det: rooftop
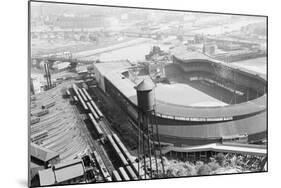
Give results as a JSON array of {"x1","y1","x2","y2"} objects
[
  {"x1": 38, "y1": 159, "x2": 85, "y2": 186},
  {"x1": 54, "y1": 159, "x2": 85, "y2": 183},
  {"x1": 30, "y1": 143, "x2": 59, "y2": 162},
  {"x1": 171, "y1": 49, "x2": 266, "y2": 80},
  {"x1": 39, "y1": 168, "x2": 56, "y2": 186}
]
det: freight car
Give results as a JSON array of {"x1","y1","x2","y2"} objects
[
  {"x1": 73, "y1": 96, "x2": 78, "y2": 103},
  {"x1": 73, "y1": 86, "x2": 88, "y2": 111},
  {"x1": 118, "y1": 167, "x2": 130, "y2": 181},
  {"x1": 89, "y1": 100, "x2": 104, "y2": 119},
  {"x1": 125, "y1": 166, "x2": 138, "y2": 180},
  {"x1": 42, "y1": 101, "x2": 56, "y2": 109},
  {"x1": 88, "y1": 113, "x2": 104, "y2": 137},
  {"x1": 112, "y1": 170, "x2": 122, "y2": 181},
  {"x1": 81, "y1": 87, "x2": 104, "y2": 120},
  {"x1": 82, "y1": 88, "x2": 92, "y2": 101},
  {"x1": 78, "y1": 88, "x2": 88, "y2": 102},
  {"x1": 30, "y1": 117, "x2": 40, "y2": 125},
  {"x1": 112, "y1": 134, "x2": 140, "y2": 177},
  {"x1": 107, "y1": 135, "x2": 129, "y2": 166},
  {"x1": 92, "y1": 151, "x2": 112, "y2": 182},
  {"x1": 87, "y1": 102, "x2": 99, "y2": 121},
  {"x1": 31, "y1": 95, "x2": 36, "y2": 101},
  {"x1": 31, "y1": 109, "x2": 49, "y2": 117},
  {"x1": 31, "y1": 130, "x2": 48, "y2": 143},
  {"x1": 64, "y1": 89, "x2": 71, "y2": 98},
  {"x1": 112, "y1": 134, "x2": 132, "y2": 162}
]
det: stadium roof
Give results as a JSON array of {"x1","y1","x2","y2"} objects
[
  {"x1": 172, "y1": 50, "x2": 266, "y2": 80},
  {"x1": 96, "y1": 61, "x2": 137, "y2": 98},
  {"x1": 95, "y1": 58, "x2": 266, "y2": 119},
  {"x1": 30, "y1": 143, "x2": 59, "y2": 162},
  {"x1": 171, "y1": 49, "x2": 213, "y2": 61}
]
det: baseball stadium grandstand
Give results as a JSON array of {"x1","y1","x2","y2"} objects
[{"x1": 93, "y1": 52, "x2": 267, "y2": 147}]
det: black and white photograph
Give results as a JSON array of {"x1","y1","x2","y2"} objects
[{"x1": 28, "y1": 1, "x2": 267, "y2": 187}]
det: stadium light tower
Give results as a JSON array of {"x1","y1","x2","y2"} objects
[{"x1": 135, "y1": 77, "x2": 165, "y2": 179}]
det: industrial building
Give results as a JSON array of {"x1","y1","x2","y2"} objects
[
  {"x1": 30, "y1": 143, "x2": 60, "y2": 167},
  {"x1": 38, "y1": 159, "x2": 85, "y2": 186}
]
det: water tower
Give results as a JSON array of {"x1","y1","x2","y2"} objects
[{"x1": 134, "y1": 77, "x2": 165, "y2": 179}]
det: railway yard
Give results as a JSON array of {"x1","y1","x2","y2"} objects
[{"x1": 30, "y1": 70, "x2": 157, "y2": 186}]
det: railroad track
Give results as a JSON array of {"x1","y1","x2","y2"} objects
[{"x1": 73, "y1": 104, "x2": 116, "y2": 174}]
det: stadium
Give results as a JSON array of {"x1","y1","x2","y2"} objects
[{"x1": 93, "y1": 52, "x2": 267, "y2": 147}]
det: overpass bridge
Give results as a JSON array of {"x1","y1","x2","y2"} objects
[
  {"x1": 31, "y1": 55, "x2": 94, "y2": 70},
  {"x1": 120, "y1": 31, "x2": 194, "y2": 39}
]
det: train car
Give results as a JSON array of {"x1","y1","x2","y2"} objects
[
  {"x1": 79, "y1": 95, "x2": 88, "y2": 111},
  {"x1": 31, "y1": 95, "x2": 36, "y2": 101},
  {"x1": 88, "y1": 113, "x2": 104, "y2": 137},
  {"x1": 31, "y1": 103, "x2": 37, "y2": 109},
  {"x1": 130, "y1": 162, "x2": 140, "y2": 178},
  {"x1": 31, "y1": 130, "x2": 48, "y2": 143},
  {"x1": 31, "y1": 109, "x2": 49, "y2": 117},
  {"x1": 73, "y1": 96, "x2": 78, "y2": 103},
  {"x1": 92, "y1": 151, "x2": 112, "y2": 182},
  {"x1": 86, "y1": 102, "x2": 99, "y2": 121},
  {"x1": 112, "y1": 170, "x2": 122, "y2": 182},
  {"x1": 125, "y1": 166, "x2": 138, "y2": 180},
  {"x1": 78, "y1": 88, "x2": 88, "y2": 102},
  {"x1": 42, "y1": 101, "x2": 56, "y2": 109},
  {"x1": 111, "y1": 134, "x2": 141, "y2": 176},
  {"x1": 90, "y1": 100, "x2": 104, "y2": 119},
  {"x1": 107, "y1": 135, "x2": 129, "y2": 166},
  {"x1": 64, "y1": 89, "x2": 71, "y2": 98},
  {"x1": 112, "y1": 134, "x2": 132, "y2": 162},
  {"x1": 118, "y1": 167, "x2": 130, "y2": 181},
  {"x1": 82, "y1": 88, "x2": 92, "y2": 101},
  {"x1": 75, "y1": 88, "x2": 88, "y2": 111},
  {"x1": 66, "y1": 89, "x2": 71, "y2": 96},
  {"x1": 72, "y1": 83, "x2": 78, "y2": 91},
  {"x1": 72, "y1": 84, "x2": 81, "y2": 98},
  {"x1": 30, "y1": 117, "x2": 40, "y2": 125}
]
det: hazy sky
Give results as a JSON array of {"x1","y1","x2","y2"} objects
[{"x1": 30, "y1": 1, "x2": 266, "y2": 23}]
